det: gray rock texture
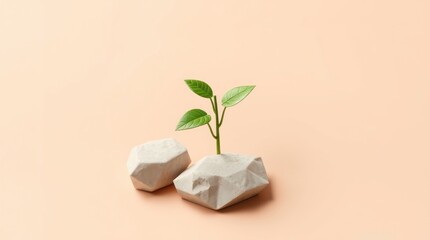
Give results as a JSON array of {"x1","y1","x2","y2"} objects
[
  {"x1": 127, "y1": 138, "x2": 191, "y2": 192},
  {"x1": 173, "y1": 153, "x2": 269, "y2": 210}
]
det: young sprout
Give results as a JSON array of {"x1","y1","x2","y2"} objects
[{"x1": 175, "y1": 80, "x2": 255, "y2": 154}]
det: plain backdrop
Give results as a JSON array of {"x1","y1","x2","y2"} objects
[{"x1": 1, "y1": 1, "x2": 429, "y2": 239}]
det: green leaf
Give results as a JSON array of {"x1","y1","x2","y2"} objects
[
  {"x1": 221, "y1": 85, "x2": 255, "y2": 107},
  {"x1": 176, "y1": 109, "x2": 211, "y2": 131},
  {"x1": 184, "y1": 79, "x2": 213, "y2": 98}
]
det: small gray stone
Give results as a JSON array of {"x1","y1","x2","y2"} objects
[
  {"x1": 173, "y1": 153, "x2": 269, "y2": 210},
  {"x1": 127, "y1": 138, "x2": 191, "y2": 192}
]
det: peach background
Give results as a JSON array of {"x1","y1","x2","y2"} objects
[{"x1": 1, "y1": 1, "x2": 430, "y2": 239}]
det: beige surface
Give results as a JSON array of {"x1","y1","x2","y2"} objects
[{"x1": 1, "y1": 1, "x2": 429, "y2": 239}]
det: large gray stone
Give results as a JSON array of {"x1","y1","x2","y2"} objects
[
  {"x1": 173, "y1": 153, "x2": 269, "y2": 210},
  {"x1": 127, "y1": 138, "x2": 191, "y2": 192}
]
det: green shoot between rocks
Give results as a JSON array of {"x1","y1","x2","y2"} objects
[{"x1": 175, "y1": 80, "x2": 255, "y2": 154}]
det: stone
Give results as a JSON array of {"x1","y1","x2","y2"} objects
[
  {"x1": 127, "y1": 138, "x2": 191, "y2": 192},
  {"x1": 173, "y1": 153, "x2": 269, "y2": 210}
]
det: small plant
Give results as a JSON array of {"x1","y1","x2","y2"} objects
[{"x1": 175, "y1": 80, "x2": 255, "y2": 154}]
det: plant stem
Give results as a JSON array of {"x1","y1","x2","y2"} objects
[
  {"x1": 219, "y1": 107, "x2": 226, "y2": 126},
  {"x1": 207, "y1": 123, "x2": 216, "y2": 139},
  {"x1": 213, "y1": 96, "x2": 221, "y2": 154},
  {"x1": 209, "y1": 98, "x2": 216, "y2": 113}
]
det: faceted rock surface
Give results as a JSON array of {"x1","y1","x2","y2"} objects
[
  {"x1": 173, "y1": 153, "x2": 269, "y2": 210},
  {"x1": 127, "y1": 138, "x2": 191, "y2": 192}
]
